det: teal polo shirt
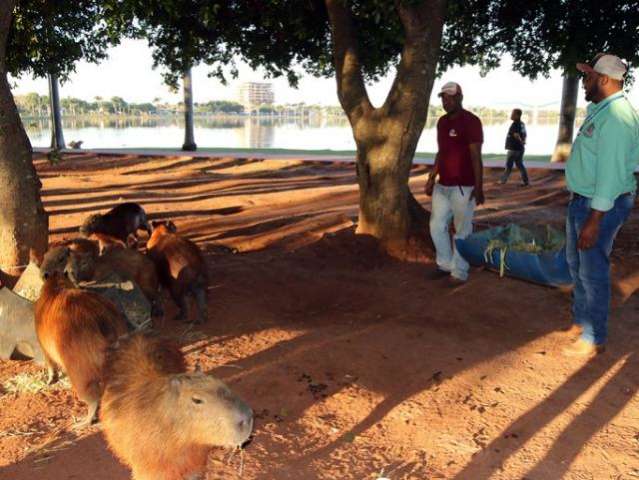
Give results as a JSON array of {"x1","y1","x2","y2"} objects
[{"x1": 566, "y1": 91, "x2": 639, "y2": 211}]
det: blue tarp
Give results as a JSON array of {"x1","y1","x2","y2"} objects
[{"x1": 455, "y1": 224, "x2": 573, "y2": 287}]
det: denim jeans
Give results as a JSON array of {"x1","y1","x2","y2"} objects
[
  {"x1": 566, "y1": 192, "x2": 635, "y2": 345},
  {"x1": 429, "y1": 184, "x2": 476, "y2": 281},
  {"x1": 500, "y1": 150, "x2": 529, "y2": 184}
]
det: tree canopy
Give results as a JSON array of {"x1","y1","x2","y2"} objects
[
  {"x1": 7, "y1": 1, "x2": 123, "y2": 80},
  {"x1": 443, "y1": 0, "x2": 639, "y2": 79},
  {"x1": 125, "y1": 0, "x2": 493, "y2": 89}
]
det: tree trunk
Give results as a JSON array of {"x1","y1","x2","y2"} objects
[
  {"x1": 48, "y1": 74, "x2": 65, "y2": 150},
  {"x1": 182, "y1": 68, "x2": 197, "y2": 151},
  {"x1": 0, "y1": 2, "x2": 49, "y2": 283},
  {"x1": 551, "y1": 72, "x2": 579, "y2": 162},
  {"x1": 326, "y1": 0, "x2": 445, "y2": 254}
]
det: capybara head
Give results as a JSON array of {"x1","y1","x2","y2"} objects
[
  {"x1": 39, "y1": 240, "x2": 98, "y2": 284},
  {"x1": 167, "y1": 373, "x2": 253, "y2": 448},
  {"x1": 80, "y1": 213, "x2": 103, "y2": 237},
  {"x1": 39, "y1": 246, "x2": 79, "y2": 283},
  {"x1": 151, "y1": 220, "x2": 177, "y2": 234}
]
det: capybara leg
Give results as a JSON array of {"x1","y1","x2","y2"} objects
[
  {"x1": 74, "y1": 380, "x2": 101, "y2": 428},
  {"x1": 126, "y1": 234, "x2": 138, "y2": 249},
  {"x1": 150, "y1": 295, "x2": 164, "y2": 318},
  {"x1": 194, "y1": 287, "x2": 208, "y2": 324},
  {"x1": 175, "y1": 294, "x2": 190, "y2": 323},
  {"x1": 73, "y1": 399, "x2": 99, "y2": 430},
  {"x1": 44, "y1": 354, "x2": 59, "y2": 385}
]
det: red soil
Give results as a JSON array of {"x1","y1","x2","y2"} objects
[{"x1": 1, "y1": 153, "x2": 638, "y2": 479}]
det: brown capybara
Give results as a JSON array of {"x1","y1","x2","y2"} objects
[
  {"x1": 147, "y1": 220, "x2": 208, "y2": 323},
  {"x1": 80, "y1": 202, "x2": 151, "y2": 244},
  {"x1": 100, "y1": 332, "x2": 253, "y2": 480},
  {"x1": 40, "y1": 239, "x2": 163, "y2": 317},
  {"x1": 35, "y1": 271, "x2": 128, "y2": 426}
]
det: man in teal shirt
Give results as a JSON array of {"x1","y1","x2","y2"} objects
[{"x1": 563, "y1": 53, "x2": 639, "y2": 357}]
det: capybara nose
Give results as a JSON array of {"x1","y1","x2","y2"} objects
[{"x1": 238, "y1": 409, "x2": 254, "y2": 436}]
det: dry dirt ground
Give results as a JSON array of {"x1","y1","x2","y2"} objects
[{"x1": 1, "y1": 153, "x2": 639, "y2": 480}]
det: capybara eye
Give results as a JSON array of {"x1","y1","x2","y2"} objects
[
  {"x1": 43, "y1": 271, "x2": 50, "y2": 279},
  {"x1": 191, "y1": 396, "x2": 204, "y2": 405},
  {"x1": 63, "y1": 271, "x2": 69, "y2": 277}
]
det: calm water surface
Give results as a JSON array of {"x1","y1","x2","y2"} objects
[{"x1": 23, "y1": 116, "x2": 576, "y2": 156}]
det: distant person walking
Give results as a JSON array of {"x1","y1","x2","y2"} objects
[
  {"x1": 498, "y1": 109, "x2": 529, "y2": 186},
  {"x1": 425, "y1": 82, "x2": 484, "y2": 286},
  {"x1": 563, "y1": 53, "x2": 639, "y2": 358}
]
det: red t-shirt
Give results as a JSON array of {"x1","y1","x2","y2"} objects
[{"x1": 437, "y1": 109, "x2": 483, "y2": 186}]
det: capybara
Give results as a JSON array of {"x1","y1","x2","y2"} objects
[
  {"x1": 35, "y1": 271, "x2": 128, "y2": 426},
  {"x1": 100, "y1": 332, "x2": 253, "y2": 480},
  {"x1": 40, "y1": 239, "x2": 162, "y2": 317},
  {"x1": 80, "y1": 202, "x2": 151, "y2": 244},
  {"x1": 148, "y1": 220, "x2": 208, "y2": 323}
]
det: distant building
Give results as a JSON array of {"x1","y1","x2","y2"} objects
[{"x1": 238, "y1": 82, "x2": 274, "y2": 112}]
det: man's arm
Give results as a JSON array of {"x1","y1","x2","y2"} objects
[
  {"x1": 469, "y1": 143, "x2": 485, "y2": 205},
  {"x1": 425, "y1": 153, "x2": 440, "y2": 196}
]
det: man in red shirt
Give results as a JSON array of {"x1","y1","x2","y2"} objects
[{"x1": 425, "y1": 82, "x2": 485, "y2": 285}]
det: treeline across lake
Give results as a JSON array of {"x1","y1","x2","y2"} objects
[{"x1": 15, "y1": 92, "x2": 578, "y2": 125}]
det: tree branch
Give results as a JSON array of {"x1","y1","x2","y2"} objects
[
  {"x1": 384, "y1": 0, "x2": 447, "y2": 115},
  {"x1": 325, "y1": 0, "x2": 372, "y2": 121}
]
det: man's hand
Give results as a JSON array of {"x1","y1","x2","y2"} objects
[
  {"x1": 425, "y1": 177, "x2": 435, "y2": 196},
  {"x1": 578, "y1": 213, "x2": 603, "y2": 250},
  {"x1": 470, "y1": 186, "x2": 485, "y2": 205}
]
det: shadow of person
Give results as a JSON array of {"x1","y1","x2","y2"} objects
[
  {"x1": 453, "y1": 293, "x2": 639, "y2": 480},
  {"x1": 522, "y1": 351, "x2": 637, "y2": 479}
]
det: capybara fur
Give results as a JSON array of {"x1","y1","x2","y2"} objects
[
  {"x1": 35, "y1": 272, "x2": 128, "y2": 426},
  {"x1": 100, "y1": 332, "x2": 253, "y2": 480},
  {"x1": 80, "y1": 202, "x2": 151, "y2": 244},
  {"x1": 148, "y1": 221, "x2": 208, "y2": 323},
  {"x1": 93, "y1": 248, "x2": 163, "y2": 317},
  {"x1": 40, "y1": 239, "x2": 163, "y2": 316},
  {"x1": 88, "y1": 232, "x2": 127, "y2": 254}
]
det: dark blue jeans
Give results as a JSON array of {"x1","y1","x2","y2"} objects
[
  {"x1": 566, "y1": 192, "x2": 635, "y2": 345},
  {"x1": 500, "y1": 150, "x2": 529, "y2": 184}
]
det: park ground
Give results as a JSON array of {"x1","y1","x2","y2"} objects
[{"x1": 0, "y1": 153, "x2": 639, "y2": 479}]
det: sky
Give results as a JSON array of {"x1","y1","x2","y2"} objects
[{"x1": 10, "y1": 39, "x2": 639, "y2": 110}]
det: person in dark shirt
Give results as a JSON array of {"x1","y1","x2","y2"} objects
[
  {"x1": 425, "y1": 81, "x2": 484, "y2": 285},
  {"x1": 499, "y1": 109, "x2": 529, "y2": 186}
]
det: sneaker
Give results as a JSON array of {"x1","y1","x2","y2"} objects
[
  {"x1": 519, "y1": 182, "x2": 530, "y2": 187},
  {"x1": 446, "y1": 276, "x2": 467, "y2": 287},
  {"x1": 426, "y1": 268, "x2": 450, "y2": 280},
  {"x1": 562, "y1": 339, "x2": 605, "y2": 358}
]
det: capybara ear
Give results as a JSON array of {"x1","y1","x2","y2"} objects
[
  {"x1": 168, "y1": 221, "x2": 177, "y2": 233},
  {"x1": 151, "y1": 220, "x2": 160, "y2": 230},
  {"x1": 29, "y1": 248, "x2": 44, "y2": 267}
]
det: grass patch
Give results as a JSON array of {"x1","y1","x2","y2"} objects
[{"x1": 1, "y1": 371, "x2": 71, "y2": 395}]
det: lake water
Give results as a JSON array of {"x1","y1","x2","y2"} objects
[{"x1": 23, "y1": 116, "x2": 575, "y2": 156}]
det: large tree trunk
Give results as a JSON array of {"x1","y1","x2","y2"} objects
[
  {"x1": 326, "y1": 0, "x2": 445, "y2": 254},
  {"x1": 0, "y1": 1, "x2": 48, "y2": 283},
  {"x1": 551, "y1": 72, "x2": 579, "y2": 162},
  {"x1": 182, "y1": 68, "x2": 197, "y2": 151},
  {"x1": 48, "y1": 73, "x2": 65, "y2": 150}
]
